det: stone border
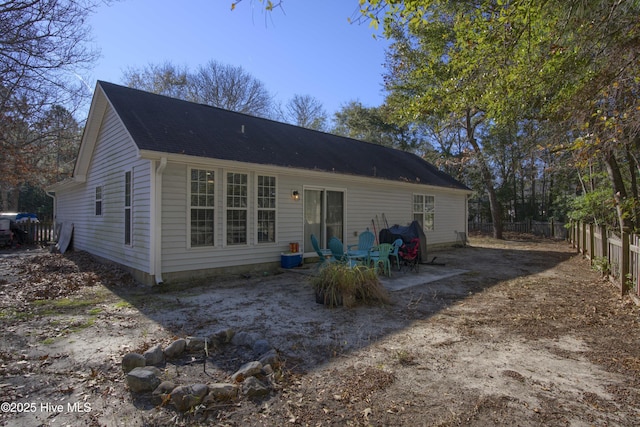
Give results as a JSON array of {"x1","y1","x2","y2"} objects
[{"x1": 122, "y1": 328, "x2": 280, "y2": 412}]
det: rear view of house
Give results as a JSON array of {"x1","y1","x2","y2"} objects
[{"x1": 48, "y1": 81, "x2": 471, "y2": 285}]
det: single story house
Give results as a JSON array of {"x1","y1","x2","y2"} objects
[{"x1": 48, "y1": 81, "x2": 471, "y2": 285}]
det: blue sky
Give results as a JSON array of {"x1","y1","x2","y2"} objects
[{"x1": 87, "y1": 0, "x2": 390, "y2": 118}]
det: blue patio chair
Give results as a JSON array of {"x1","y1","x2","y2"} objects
[
  {"x1": 310, "y1": 234, "x2": 333, "y2": 266},
  {"x1": 329, "y1": 237, "x2": 362, "y2": 268},
  {"x1": 347, "y1": 230, "x2": 375, "y2": 253},
  {"x1": 390, "y1": 238, "x2": 404, "y2": 271},
  {"x1": 368, "y1": 243, "x2": 393, "y2": 277},
  {"x1": 328, "y1": 237, "x2": 349, "y2": 263}
]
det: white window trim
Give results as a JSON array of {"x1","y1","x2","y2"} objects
[
  {"x1": 413, "y1": 193, "x2": 435, "y2": 232},
  {"x1": 303, "y1": 185, "x2": 348, "y2": 247},
  {"x1": 187, "y1": 167, "x2": 216, "y2": 249},
  {"x1": 95, "y1": 185, "x2": 103, "y2": 217},
  {"x1": 124, "y1": 170, "x2": 133, "y2": 246},
  {"x1": 256, "y1": 174, "x2": 277, "y2": 245},
  {"x1": 224, "y1": 171, "x2": 249, "y2": 247}
]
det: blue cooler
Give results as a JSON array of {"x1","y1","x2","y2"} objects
[{"x1": 281, "y1": 253, "x2": 302, "y2": 268}]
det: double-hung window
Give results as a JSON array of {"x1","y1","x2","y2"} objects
[
  {"x1": 257, "y1": 175, "x2": 276, "y2": 243},
  {"x1": 124, "y1": 171, "x2": 132, "y2": 245},
  {"x1": 413, "y1": 194, "x2": 435, "y2": 232},
  {"x1": 190, "y1": 169, "x2": 215, "y2": 247},
  {"x1": 226, "y1": 172, "x2": 248, "y2": 245},
  {"x1": 95, "y1": 186, "x2": 102, "y2": 216}
]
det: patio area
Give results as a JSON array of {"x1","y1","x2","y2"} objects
[
  {"x1": 378, "y1": 265, "x2": 468, "y2": 291},
  {"x1": 288, "y1": 261, "x2": 468, "y2": 293}
]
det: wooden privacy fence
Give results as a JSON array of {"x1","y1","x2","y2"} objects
[
  {"x1": 469, "y1": 220, "x2": 567, "y2": 239},
  {"x1": 567, "y1": 221, "x2": 640, "y2": 297},
  {"x1": 13, "y1": 220, "x2": 56, "y2": 246}
]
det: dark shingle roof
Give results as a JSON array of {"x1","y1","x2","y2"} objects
[{"x1": 99, "y1": 81, "x2": 469, "y2": 190}]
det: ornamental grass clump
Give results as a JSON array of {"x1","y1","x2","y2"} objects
[{"x1": 311, "y1": 263, "x2": 391, "y2": 308}]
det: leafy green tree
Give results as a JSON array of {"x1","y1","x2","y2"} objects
[
  {"x1": 383, "y1": 16, "x2": 506, "y2": 237},
  {"x1": 332, "y1": 101, "x2": 428, "y2": 153},
  {"x1": 360, "y1": 0, "x2": 640, "y2": 233}
]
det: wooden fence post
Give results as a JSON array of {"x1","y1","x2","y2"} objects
[
  {"x1": 622, "y1": 231, "x2": 630, "y2": 296},
  {"x1": 568, "y1": 220, "x2": 573, "y2": 245},
  {"x1": 588, "y1": 223, "x2": 596, "y2": 265},
  {"x1": 601, "y1": 225, "x2": 608, "y2": 261},
  {"x1": 578, "y1": 221, "x2": 583, "y2": 254}
]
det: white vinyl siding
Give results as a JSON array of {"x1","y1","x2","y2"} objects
[{"x1": 53, "y1": 106, "x2": 152, "y2": 274}]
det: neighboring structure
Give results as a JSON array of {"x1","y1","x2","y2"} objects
[{"x1": 48, "y1": 81, "x2": 471, "y2": 285}]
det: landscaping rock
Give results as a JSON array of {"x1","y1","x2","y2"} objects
[
  {"x1": 258, "y1": 349, "x2": 280, "y2": 368},
  {"x1": 205, "y1": 383, "x2": 239, "y2": 402},
  {"x1": 171, "y1": 384, "x2": 209, "y2": 412},
  {"x1": 231, "y1": 331, "x2": 259, "y2": 347},
  {"x1": 151, "y1": 381, "x2": 176, "y2": 404},
  {"x1": 143, "y1": 344, "x2": 165, "y2": 366},
  {"x1": 122, "y1": 331, "x2": 276, "y2": 411},
  {"x1": 209, "y1": 328, "x2": 235, "y2": 347},
  {"x1": 164, "y1": 339, "x2": 186, "y2": 359},
  {"x1": 126, "y1": 367, "x2": 161, "y2": 393},
  {"x1": 252, "y1": 339, "x2": 272, "y2": 356},
  {"x1": 241, "y1": 376, "x2": 269, "y2": 397},
  {"x1": 231, "y1": 360, "x2": 263, "y2": 382},
  {"x1": 186, "y1": 336, "x2": 207, "y2": 352},
  {"x1": 121, "y1": 352, "x2": 146, "y2": 373}
]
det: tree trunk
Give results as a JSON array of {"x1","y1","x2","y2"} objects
[
  {"x1": 625, "y1": 144, "x2": 639, "y2": 228},
  {"x1": 603, "y1": 150, "x2": 633, "y2": 232},
  {"x1": 530, "y1": 154, "x2": 536, "y2": 219},
  {"x1": 465, "y1": 111, "x2": 503, "y2": 239}
]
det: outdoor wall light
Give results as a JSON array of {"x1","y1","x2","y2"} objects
[{"x1": 292, "y1": 190, "x2": 300, "y2": 201}]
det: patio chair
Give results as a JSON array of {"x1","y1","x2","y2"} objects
[
  {"x1": 389, "y1": 238, "x2": 404, "y2": 271},
  {"x1": 368, "y1": 243, "x2": 393, "y2": 277},
  {"x1": 328, "y1": 237, "x2": 349, "y2": 262},
  {"x1": 347, "y1": 230, "x2": 375, "y2": 253},
  {"x1": 310, "y1": 234, "x2": 333, "y2": 267},
  {"x1": 399, "y1": 238, "x2": 421, "y2": 272}
]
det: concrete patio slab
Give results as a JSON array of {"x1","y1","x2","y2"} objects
[
  {"x1": 379, "y1": 265, "x2": 468, "y2": 291},
  {"x1": 285, "y1": 261, "x2": 467, "y2": 292}
]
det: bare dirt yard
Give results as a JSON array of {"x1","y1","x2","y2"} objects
[{"x1": 1, "y1": 234, "x2": 639, "y2": 426}]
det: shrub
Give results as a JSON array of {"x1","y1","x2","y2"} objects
[
  {"x1": 591, "y1": 256, "x2": 610, "y2": 275},
  {"x1": 310, "y1": 263, "x2": 391, "y2": 308}
]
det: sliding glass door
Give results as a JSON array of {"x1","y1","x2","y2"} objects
[{"x1": 304, "y1": 188, "x2": 344, "y2": 251}]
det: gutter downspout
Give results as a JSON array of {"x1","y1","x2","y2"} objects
[{"x1": 152, "y1": 157, "x2": 167, "y2": 284}]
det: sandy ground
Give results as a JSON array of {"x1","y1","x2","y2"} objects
[{"x1": 0, "y1": 234, "x2": 639, "y2": 426}]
